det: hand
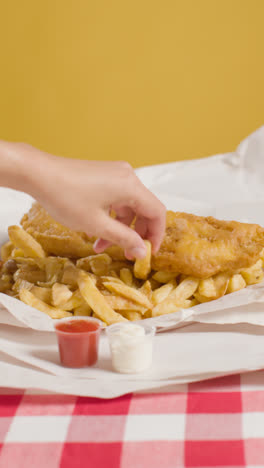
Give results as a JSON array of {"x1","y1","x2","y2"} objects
[{"x1": 0, "y1": 142, "x2": 166, "y2": 259}]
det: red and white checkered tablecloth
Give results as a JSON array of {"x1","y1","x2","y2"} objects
[{"x1": 1, "y1": 371, "x2": 264, "y2": 468}]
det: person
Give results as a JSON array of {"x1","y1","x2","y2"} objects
[{"x1": 0, "y1": 140, "x2": 166, "y2": 259}]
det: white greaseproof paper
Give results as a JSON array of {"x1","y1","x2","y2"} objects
[{"x1": 0, "y1": 126, "x2": 264, "y2": 397}]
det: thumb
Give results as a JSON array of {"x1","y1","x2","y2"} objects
[{"x1": 95, "y1": 215, "x2": 147, "y2": 259}]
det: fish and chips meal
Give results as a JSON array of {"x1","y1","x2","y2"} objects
[{"x1": 1, "y1": 203, "x2": 264, "y2": 326}]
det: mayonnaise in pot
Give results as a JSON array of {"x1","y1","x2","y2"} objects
[{"x1": 106, "y1": 323, "x2": 156, "y2": 374}]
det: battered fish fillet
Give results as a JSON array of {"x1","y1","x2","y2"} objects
[
  {"x1": 21, "y1": 203, "x2": 94, "y2": 258},
  {"x1": 152, "y1": 211, "x2": 264, "y2": 278},
  {"x1": 21, "y1": 203, "x2": 125, "y2": 260},
  {"x1": 21, "y1": 204, "x2": 264, "y2": 279}
]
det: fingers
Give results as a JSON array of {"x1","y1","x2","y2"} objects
[
  {"x1": 94, "y1": 214, "x2": 147, "y2": 259},
  {"x1": 92, "y1": 169, "x2": 166, "y2": 258},
  {"x1": 94, "y1": 206, "x2": 135, "y2": 254},
  {"x1": 93, "y1": 238, "x2": 112, "y2": 253},
  {"x1": 134, "y1": 216, "x2": 148, "y2": 239},
  {"x1": 94, "y1": 238, "x2": 136, "y2": 260},
  {"x1": 94, "y1": 188, "x2": 166, "y2": 256},
  {"x1": 114, "y1": 206, "x2": 135, "y2": 227},
  {"x1": 145, "y1": 213, "x2": 166, "y2": 254},
  {"x1": 126, "y1": 182, "x2": 166, "y2": 253}
]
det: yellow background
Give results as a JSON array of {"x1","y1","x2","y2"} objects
[{"x1": 0, "y1": 1, "x2": 263, "y2": 167}]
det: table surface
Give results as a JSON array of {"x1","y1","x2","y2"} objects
[{"x1": 1, "y1": 371, "x2": 264, "y2": 468}]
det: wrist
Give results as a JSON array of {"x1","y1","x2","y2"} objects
[
  {"x1": 0, "y1": 142, "x2": 32, "y2": 193},
  {"x1": 0, "y1": 142, "x2": 53, "y2": 197}
]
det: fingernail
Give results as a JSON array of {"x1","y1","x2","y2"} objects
[
  {"x1": 124, "y1": 251, "x2": 134, "y2": 260},
  {"x1": 130, "y1": 246, "x2": 146, "y2": 259},
  {"x1": 93, "y1": 240, "x2": 104, "y2": 253}
]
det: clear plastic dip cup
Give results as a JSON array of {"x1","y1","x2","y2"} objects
[
  {"x1": 106, "y1": 322, "x2": 156, "y2": 374},
  {"x1": 54, "y1": 316, "x2": 101, "y2": 368}
]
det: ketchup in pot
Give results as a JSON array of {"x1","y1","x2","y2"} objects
[{"x1": 55, "y1": 317, "x2": 101, "y2": 368}]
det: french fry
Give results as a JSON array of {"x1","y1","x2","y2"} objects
[
  {"x1": 59, "y1": 290, "x2": 84, "y2": 311},
  {"x1": 227, "y1": 274, "x2": 246, "y2": 294},
  {"x1": 103, "y1": 281, "x2": 152, "y2": 309},
  {"x1": 90, "y1": 254, "x2": 112, "y2": 276},
  {"x1": 13, "y1": 256, "x2": 45, "y2": 269},
  {"x1": 12, "y1": 278, "x2": 33, "y2": 294},
  {"x1": 45, "y1": 257, "x2": 66, "y2": 283},
  {"x1": 61, "y1": 265, "x2": 79, "y2": 288},
  {"x1": 8, "y1": 226, "x2": 46, "y2": 258},
  {"x1": 188, "y1": 298, "x2": 199, "y2": 307},
  {"x1": 105, "y1": 245, "x2": 126, "y2": 260},
  {"x1": 19, "y1": 289, "x2": 71, "y2": 319},
  {"x1": 73, "y1": 303, "x2": 92, "y2": 316},
  {"x1": 213, "y1": 273, "x2": 230, "y2": 297},
  {"x1": 121, "y1": 310, "x2": 142, "y2": 321},
  {"x1": 240, "y1": 260, "x2": 264, "y2": 285},
  {"x1": 104, "y1": 295, "x2": 147, "y2": 313},
  {"x1": 152, "y1": 277, "x2": 199, "y2": 316},
  {"x1": 152, "y1": 271, "x2": 178, "y2": 283},
  {"x1": 78, "y1": 271, "x2": 127, "y2": 325},
  {"x1": 152, "y1": 280, "x2": 177, "y2": 305},
  {"x1": 1, "y1": 273, "x2": 13, "y2": 283},
  {"x1": 0, "y1": 277, "x2": 13, "y2": 293},
  {"x1": 152, "y1": 301, "x2": 179, "y2": 317},
  {"x1": 77, "y1": 254, "x2": 112, "y2": 276},
  {"x1": 197, "y1": 273, "x2": 229, "y2": 300},
  {"x1": 198, "y1": 278, "x2": 216, "y2": 298},
  {"x1": 13, "y1": 267, "x2": 46, "y2": 284},
  {"x1": 134, "y1": 240, "x2": 152, "y2": 280},
  {"x1": 1, "y1": 241, "x2": 14, "y2": 262},
  {"x1": 31, "y1": 285, "x2": 52, "y2": 304},
  {"x1": 110, "y1": 261, "x2": 132, "y2": 272},
  {"x1": 101, "y1": 276, "x2": 124, "y2": 285},
  {"x1": 37, "y1": 280, "x2": 59, "y2": 288},
  {"x1": 11, "y1": 248, "x2": 25, "y2": 258},
  {"x1": 139, "y1": 280, "x2": 152, "y2": 300},
  {"x1": 169, "y1": 277, "x2": 199, "y2": 301},
  {"x1": 194, "y1": 291, "x2": 211, "y2": 303},
  {"x1": 51, "y1": 283, "x2": 73, "y2": 307},
  {"x1": 76, "y1": 257, "x2": 92, "y2": 271},
  {"x1": 120, "y1": 268, "x2": 133, "y2": 286},
  {"x1": 152, "y1": 298, "x2": 192, "y2": 317}
]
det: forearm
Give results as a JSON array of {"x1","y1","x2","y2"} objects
[
  {"x1": 0, "y1": 140, "x2": 166, "y2": 256},
  {"x1": 0, "y1": 141, "x2": 43, "y2": 195}
]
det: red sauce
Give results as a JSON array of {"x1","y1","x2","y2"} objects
[
  {"x1": 55, "y1": 319, "x2": 101, "y2": 368},
  {"x1": 56, "y1": 320, "x2": 99, "y2": 334}
]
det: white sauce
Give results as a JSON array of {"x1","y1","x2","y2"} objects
[{"x1": 108, "y1": 323, "x2": 154, "y2": 374}]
